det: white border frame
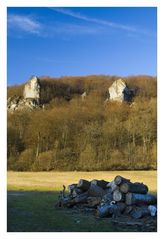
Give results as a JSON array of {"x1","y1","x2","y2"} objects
[{"x1": 0, "y1": 1, "x2": 163, "y2": 238}]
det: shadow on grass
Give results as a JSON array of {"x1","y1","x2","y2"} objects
[{"x1": 7, "y1": 191, "x2": 156, "y2": 232}]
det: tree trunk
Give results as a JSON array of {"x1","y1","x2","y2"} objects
[
  {"x1": 114, "y1": 175, "x2": 130, "y2": 185},
  {"x1": 87, "y1": 196, "x2": 101, "y2": 207},
  {"x1": 77, "y1": 179, "x2": 91, "y2": 191},
  {"x1": 120, "y1": 182, "x2": 148, "y2": 194},
  {"x1": 73, "y1": 191, "x2": 88, "y2": 204},
  {"x1": 107, "y1": 181, "x2": 119, "y2": 192},
  {"x1": 123, "y1": 205, "x2": 133, "y2": 215},
  {"x1": 68, "y1": 184, "x2": 84, "y2": 196},
  {"x1": 102, "y1": 192, "x2": 113, "y2": 203},
  {"x1": 72, "y1": 188, "x2": 84, "y2": 197},
  {"x1": 112, "y1": 202, "x2": 126, "y2": 217},
  {"x1": 97, "y1": 204, "x2": 112, "y2": 218},
  {"x1": 91, "y1": 179, "x2": 109, "y2": 189},
  {"x1": 113, "y1": 189, "x2": 125, "y2": 202},
  {"x1": 88, "y1": 183, "x2": 106, "y2": 197},
  {"x1": 126, "y1": 192, "x2": 157, "y2": 205},
  {"x1": 97, "y1": 202, "x2": 126, "y2": 218},
  {"x1": 104, "y1": 187, "x2": 112, "y2": 194},
  {"x1": 68, "y1": 184, "x2": 77, "y2": 194},
  {"x1": 36, "y1": 132, "x2": 40, "y2": 158}
]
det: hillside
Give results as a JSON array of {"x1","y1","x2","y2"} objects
[{"x1": 7, "y1": 75, "x2": 157, "y2": 171}]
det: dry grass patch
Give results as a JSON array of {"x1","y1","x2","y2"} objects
[{"x1": 7, "y1": 171, "x2": 157, "y2": 193}]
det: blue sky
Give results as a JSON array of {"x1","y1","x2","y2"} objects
[{"x1": 7, "y1": 7, "x2": 157, "y2": 85}]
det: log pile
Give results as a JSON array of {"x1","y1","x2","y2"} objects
[{"x1": 57, "y1": 175, "x2": 157, "y2": 221}]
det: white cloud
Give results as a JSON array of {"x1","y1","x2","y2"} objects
[
  {"x1": 52, "y1": 8, "x2": 137, "y2": 33},
  {"x1": 51, "y1": 8, "x2": 156, "y2": 37},
  {"x1": 8, "y1": 14, "x2": 42, "y2": 35},
  {"x1": 48, "y1": 22, "x2": 103, "y2": 36},
  {"x1": 7, "y1": 13, "x2": 102, "y2": 38},
  {"x1": 7, "y1": 10, "x2": 156, "y2": 39}
]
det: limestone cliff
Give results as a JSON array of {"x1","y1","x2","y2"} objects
[
  {"x1": 7, "y1": 76, "x2": 41, "y2": 112},
  {"x1": 108, "y1": 79, "x2": 133, "y2": 102}
]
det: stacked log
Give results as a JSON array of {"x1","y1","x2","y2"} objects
[
  {"x1": 107, "y1": 181, "x2": 118, "y2": 192},
  {"x1": 113, "y1": 189, "x2": 125, "y2": 202},
  {"x1": 130, "y1": 206, "x2": 150, "y2": 219},
  {"x1": 88, "y1": 183, "x2": 106, "y2": 197},
  {"x1": 77, "y1": 179, "x2": 91, "y2": 191},
  {"x1": 114, "y1": 175, "x2": 130, "y2": 185},
  {"x1": 125, "y1": 192, "x2": 157, "y2": 205},
  {"x1": 120, "y1": 182, "x2": 148, "y2": 194},
  {"x1": 91, "y1": 179, "x2": 109, "y2": 189},
  {"x1": 57, "y1": 175, "x2": 157, "y2": 221}
]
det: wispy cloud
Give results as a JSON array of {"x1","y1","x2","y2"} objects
[
  {"x1": 7, "y1": 13, "x2": 102, "y2": 38},
  {"x1": 52, "y1": 8, "x2": 137, "y2": 33},
  {"x1": 8, "y1": 14, "x2": 42, "y2": 35},
  {"x1": 7, "y1": 9, "x2": 156, "y2": 39},
  {"x1": 51, "y1": 8, "x2": 156, "y2": 37},
  {"x1": 48, "y1": 22, "x2": 103, "y2": 36}
]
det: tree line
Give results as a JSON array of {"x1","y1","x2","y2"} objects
[{"x1": 7, "y1": 75, "x2": 157, "y2": 171}]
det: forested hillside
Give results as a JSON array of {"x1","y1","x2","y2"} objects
[{"x1": 7, "y1": 75, "x2": 157, "y2": 171}]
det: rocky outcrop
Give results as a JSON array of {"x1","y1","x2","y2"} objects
[
  {"x1": 7, "y1": 77, "x2": 136, "y2": 112},
  {"x1": 108, "y1": 79, "x2": 133, "y2": 103},
  {"x1": 7, "y1": 76, "x2": 41, "y2": 112},
  {"x1": 81, "y1": 92, "x2": 87, "y2": 101},
  {"x1": 23, "y1": 76, "x2": 40, "y2": 103}
]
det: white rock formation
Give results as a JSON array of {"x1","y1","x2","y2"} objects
[
  {"x1": 81, "y1": 92, "x2": 87, "y2": 101},
  {"x1": 108, "y1": 79, "x2": 130, "y2": 102},
  {"x1": 23, "y1": 76, "x2": 40, "y2": 103},
  {"x1": 7, "y1": 76, "x2": 41, "y2": 112}
]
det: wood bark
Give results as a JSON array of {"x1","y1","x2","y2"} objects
[
  {"x1": 123, "y1": 205, "x2": 133, "y2": 215},
  {"x1": 126, "y1": 192, "x2": 157, "y2": 205},
  {"x1": 120, "y1": 182, "x2": 148, "y2": 194},
  {"x1": 91, "y1": 179, "x2": 109, "y2": 189},
  {"x1": 104, "y1": 187, "x2": 112, "y2": 194},
  {"x1": 77, "y1": 179, "x2": 91, "y2": 191},
  {"x1": 97, "y1": 204, "x2": 112, "y2": 218},
  {"x1": 88, "y1": 183, "x2": 106, "y2": 197},
  {"x1": 112, "y1": 202, "x2": 126, "y2": 217},
  {"x1": 68, "y1": 184, "x2": 77, "y2": 194},
  {"x1": 72, "y1": 188, "x2": 84, "y2": 197},
  {"x1": 58, "y1": 185, "x2": 76, "y2": 208},
  {"x1": 36, "y1": 132, "x2": 41, "y2": 158},
  {"x1": 102, "y1": 192, "x2": 113, "y2": 203},
  {"x1": 87, "y1": 196, "x2": 101, "y2": 207},
  {"x1": 73, "y1": 191, "x2": 88, "y2": 204},
  {"x1": 97, "y1": 202, "x2": 126, "y2": 218},
  {"x1": 107, "y1": 181, "x2": 119, "y2": 192},
  {"x1": 114, "y1": 175, "x2": 130, "y2": 185}
]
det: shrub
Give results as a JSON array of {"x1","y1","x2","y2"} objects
[
  {"x1": 32, "y1": 150, "x2": 55, "y2": 171},
  {"x1": 16, "y1": 149, "x2": 35, "y2": 171}
]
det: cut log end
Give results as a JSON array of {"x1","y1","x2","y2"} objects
[
  {"x1": 77, "y1": 179, "x2": 91, "y2": 191},
  {"x1": 114, "y1": 175, "x2": 130, "y2": 185},
  {"x1": 113, "y1": 189, "x2": 125, "y2": 202},
  {"x1": 91, "y1": 179, "x2": 109, "y2": 189},
  {"x1": 120, "y1": 182, "x2": 148, "y2": 194}
]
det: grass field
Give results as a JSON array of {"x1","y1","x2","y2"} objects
[
  {"x1": 7, "y1": 170, "x2": 157, "y2": 193},
  {"x1": 7, "y1": 171, "x2": 157, "y2": 232}
]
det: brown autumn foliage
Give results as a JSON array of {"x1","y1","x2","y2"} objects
[{"x1": 7, "y1": 75, "x2": 157, "y2": 171}]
